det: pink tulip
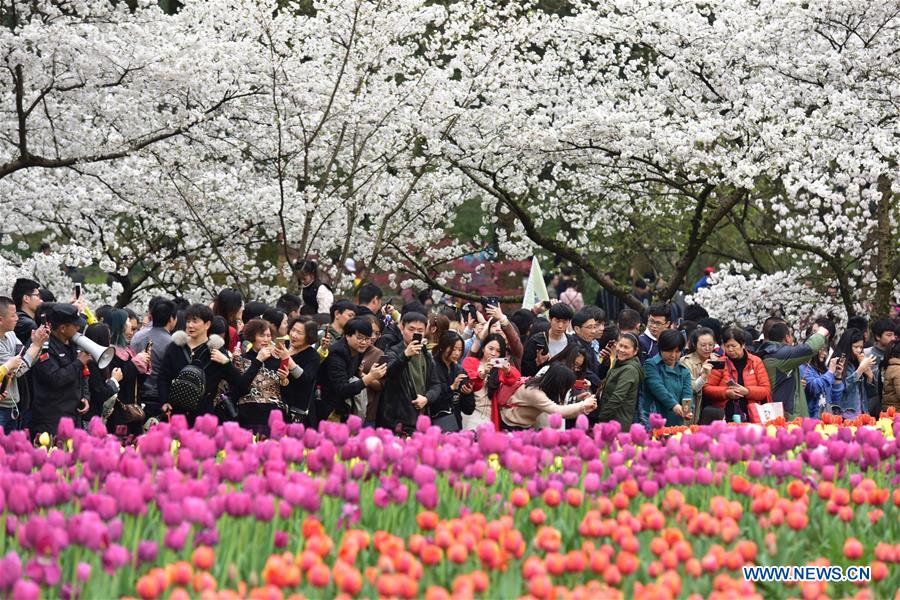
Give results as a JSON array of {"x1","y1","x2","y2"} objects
[
  {"x1": 0, "y1": 551, "x2": 22, "y2": 589},
  {"x1": 164, "y1": 522, "x2": 190, "y2": 551},
  {"x1": 12, "y1": 579, "x2": 39, "y2": 600}
]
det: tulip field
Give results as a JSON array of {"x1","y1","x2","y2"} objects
[{"x1": 2, "y1": 411, "x2": 900, "y2": 599}]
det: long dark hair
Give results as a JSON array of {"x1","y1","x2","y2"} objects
[
  {"x1": 213, "y1": 288, "x2": 244, "y2": 324},
  {"x1": 433, "y1": 331, "x2": 464, "y2": 365},
  {"x1": 473, "y1": 334, "x2": 507, "y2": 359},
  {"x1": 526, "y1": 363, "x2": 576, "y2": 405},
  {"x1": 835, "y1": 328, "x2": 865, "y2": 368},
  {"x1": 549, "y1": 342, "x2": 587, "y2": 376}
]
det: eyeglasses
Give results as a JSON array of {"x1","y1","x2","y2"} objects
[{"x1": 647, "y1": 319, "x2": 668, "y2": 327}]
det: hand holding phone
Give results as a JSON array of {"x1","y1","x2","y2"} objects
[{"x1": 710, "y1": 360, "x2": 726, "y2": 370}]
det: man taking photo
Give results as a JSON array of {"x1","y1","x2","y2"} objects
[
  {"x1": 0, "y1": 296, "x2": 49, "y2": 432},
  {"x1": 377, "y1": 312, "x2": 442, "y2": 435}
]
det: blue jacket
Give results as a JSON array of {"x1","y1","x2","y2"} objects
[
  {"x1": 642, "y1": 353, "x2": 693, "y2": 426},
  {"x1": 799, "y1": 364, "x2": 843, "y2": 419}
]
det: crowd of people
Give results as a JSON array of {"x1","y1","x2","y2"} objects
[{"x1": 1, "y1": 258, "x2": 899, "y2": 442}]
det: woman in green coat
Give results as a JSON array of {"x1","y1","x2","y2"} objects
[
  {"x1": 643, "y1": 329, "x2": 694, "y2": 426},
  {"x1": 597, "y1": 333, "x2": 644, "y2": 430}
]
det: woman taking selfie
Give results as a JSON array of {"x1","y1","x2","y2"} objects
[
  {"x1": 642, "y1": 329, "x2": 693, "y2": 426},
  {"x1": 679, "y1": 327, "x2": 717, "y2": 422},
  {"x1": 799, "y1": 342, "x2": 844, "y2": 419},
  {"x1": 278, "y1": 317, "x2": 321, "y2": 426},
  {"x1": 596, "y1": 333, "x2": 643, "y2": 430},
  {"x1": 831, "y1": 328, "x2": 877, "y2": 418},
  {"x1": 462, "y1": 333, "x2": 520, "y2": 431},
  {"x1": 703, "y1": 327, "x2": 771, "y2": 422},
  {"x1": 232, "y1": 318, "x2": 284, "y2": 435},
  {"x1": 499, "y1": 364, "x2": 597, "y2": 431},
  {"x1": 431, "y1": 331, "x2": 476, "y2": 431}
]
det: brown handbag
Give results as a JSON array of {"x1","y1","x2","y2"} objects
[{"x1": 118, "y1": 379, "x2": 145, "y2": 423}]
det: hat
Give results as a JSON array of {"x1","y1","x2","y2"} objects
[
  {"x1": 704, "y1": 267, "x2": 715, "y2": 274},
  {"x1": 49, "y1": 304, "x2": 81, "y2": 326},
  {"x1": 344, "y1": 258, "x2": 356, "y2": 273}
]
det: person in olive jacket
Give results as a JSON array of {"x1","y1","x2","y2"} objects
[
  {"x1": 596, "y1": 333, "x2": 644, "y2": 430},
  {"x1": 642, "y1": 329, "x2": 694, "y2": 426},
  {"x1": 377, "y1": 312, "x2": 442, "y2": 435}
]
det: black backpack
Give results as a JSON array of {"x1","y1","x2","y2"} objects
[{"x1": 168, "y1": 348, "x2": 208, "y2": 414}]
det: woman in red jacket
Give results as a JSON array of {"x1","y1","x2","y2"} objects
[
  {"x1": 703, "y1": 327, "x2": 771, "y2": 422},
  {"x1": 462, "y1": 333, "x2": 521, "y2": 431}
]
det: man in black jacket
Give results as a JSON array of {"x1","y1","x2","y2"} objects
[
  {"x1": 377, "y1": 312, "x2": 442, "y2": 435},
  {"x1": 30, "y1": 304, "x2": 90, "y2": 438},
  {"x1": 521, "y1": 303, "x2": 575, "y2": 376},
  {"x1": 157, "y1": 304, "x2": 240, "y2": 422},
  {"x1": 318, "y1": 317, "x2": 386, "y2": 425}
]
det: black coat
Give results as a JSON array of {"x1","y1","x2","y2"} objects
[
  {"x1": 31, "y1": 335, "x2": 84, "y2": 437},
  {"x1": 376, "y1": 322, "x2": 402, "y2": 352},
  {"x1": 13, "y1": 312, "x2": 38, "y2": 411},
  {"x1": 318, "y1": 337, "x2": 365, "y2": 424},
  {"x1": 431, "y1": 358, "x2": 475, "y2": 428},
  {"x1": 157, "y1": 340, "x2": 240, "y2": 418},
  {"x1": 522, "y1": 332, "x2": 575, "y2": 377},
  {"x1": 282, "y1": 347, "x2": 321, "y2": 414},
  {"x1": 376, "y1": 341, "x2": 442, "y2": 435}
]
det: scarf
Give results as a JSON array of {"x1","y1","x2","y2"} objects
[{"x1": 408, "y1": 350, "x2": 427, "y2": 397}]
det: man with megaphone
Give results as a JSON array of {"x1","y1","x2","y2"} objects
[{"x1": 30, "y1": 304, "x2": 92, "y2": 439}]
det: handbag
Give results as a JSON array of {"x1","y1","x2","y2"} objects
[
  {"x1": 118, "y1": 379, "x2": 146, "y2": 424},
  {"x1": 431, "y1": 412, "x2": 460, "y2": 432}
]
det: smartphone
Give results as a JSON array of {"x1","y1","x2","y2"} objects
[
  {"x1": 606, "y1": 340, "x2": 617, "y2": 349},
  {"x1": 710, "y1": 360, "x2": 726, "y2": 370},
  {"x1": 74, "y1": 283, "x2": 82, "y2": 299},
  {"x1": 490, "y1": 357, "x2": 509, "y2": 368},
  {"x1": 412, "y1": 332, "x2": 424, "y2": 344},
  {"x1": 542, "y1": 300, "x2": 552, "y2": 309},
  {"x1": 482, "y1": 296, "x2": 500, "y2": 308},
  {"x1": 376, "y1": 356, "x2": 390, "y2": 367},
  {"x1": 462, "y1": 304, "x2": 477, "y2": 321},
  {"x1": 573, "y1": 379, "x2": 589, "y2": 391},
  {"x1": 457, "y1": 375, "x2": 470, "y2": 388},
  {"x1": 534, "y1": 331, "x2": 548, "y2": 350},
  {"x1": 681, "y1": 398, "x2": 692, "y2": 416}
]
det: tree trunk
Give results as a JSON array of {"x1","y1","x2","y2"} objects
[{"x1": 872, "y1": 174, "x2": 896, "y2": 316}]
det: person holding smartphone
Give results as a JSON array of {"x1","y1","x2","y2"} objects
[
  {"x1": 703, "y1": 328, "x2": 771, "y2": 422},
  {"x1": 679, "y1": 327, "x2": 717, "y2": 423},
  {"x1": 462, "y1": 333, "x2": 521, "y2": 431},
  {"x1": 799, "y1": 344, "x2": 844, "y2": 419},
  {"x1": 521, "y1": 303, "x2": 575, "y2": 376},
  {"x1": 830, "y1": 328, "x2": 877, "y2": 418},
  {"x1": 377, "y1": 312, "x2": 442, "y2": 436},
  {"x1": 0, "y1": 296, "x2": 49, "y2": 433},
  {"x1": 430, "y1": 331, "x2": 475, "y2": 431},
  {"x1": 500, "y1": 364, "x2": 596, "y2": 431}
]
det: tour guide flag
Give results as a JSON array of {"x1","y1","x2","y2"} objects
[{"x1": 522, "y1": 256, "x2": 550, "y2": 308}]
